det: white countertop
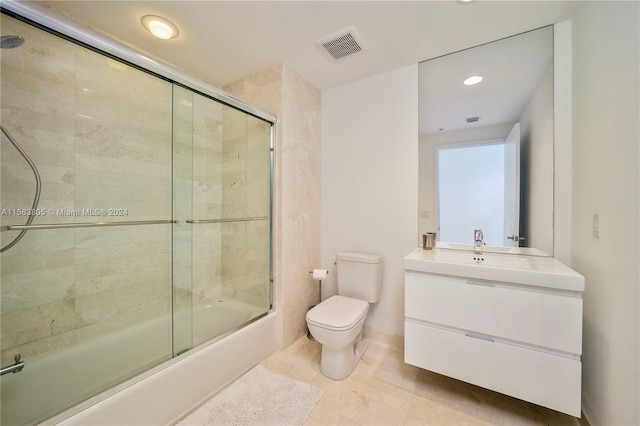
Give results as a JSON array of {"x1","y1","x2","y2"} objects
[{"x1": 404, "y1": 247, "x2": 585, "y2": 292}]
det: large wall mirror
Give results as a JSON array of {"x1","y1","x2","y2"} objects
[{"x1": 419, "y1": 25, "x2": 554, "y2": 256}]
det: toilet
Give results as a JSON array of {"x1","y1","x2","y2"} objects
[{"x1": 306, "y1": 252, "x2": 382, "y2": 379}]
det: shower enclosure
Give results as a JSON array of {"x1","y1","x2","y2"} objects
[{"x1": 1, "y1": 9, "x2": 273, "y2": 425}]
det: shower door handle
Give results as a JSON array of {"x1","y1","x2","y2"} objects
[
  {"x1": 0, "y1": 354, "x2": 25, "y2": 376},
  {"x1": 1, "y1": 220, "x2": 177, "y2": 231},
  {"x1": 186, "y1": 217, "x2": 269, "y2": 224}
]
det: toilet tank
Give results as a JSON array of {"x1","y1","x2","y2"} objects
[{"x1": 336, "y1": 252, "x2": 383, "y2": 303}]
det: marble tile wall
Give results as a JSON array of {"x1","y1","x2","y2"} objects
[
  {"x1": 220, "y1": 109, "x2": 271, "y2": 309},
  {"x1": 225, "y1": 64, "x2": 321, "y2": 348},
  {"x1": 172, "y1": 87, "x2": 272, "y2": 315},
  {"x1": 0, "y1": 13, "x2": 276, "y2": 371},
  {"x1": 1, "y1": 15, "x2": 173, "y2": 366},
  {"x1": 191, "y1": 92, "x2": 224, "y2": 305}
]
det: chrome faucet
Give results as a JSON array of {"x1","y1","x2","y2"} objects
[{"x1": 474, "y1": 229, "x2": 483, "y2": 254}]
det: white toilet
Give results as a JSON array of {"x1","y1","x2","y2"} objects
[{"x1": 306, "y1": 252, "x2": 382, "y2": 380}]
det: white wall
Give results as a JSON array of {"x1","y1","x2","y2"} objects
[
  {"x1": 571, "y1": 2, "x2": 639, "y2": 425},
  {"x1": 319, "y1": 7, "x2": 639, "y2": 424},
  {"x1": 320, "y1": 65, "x2": 418, "y2": 335},
  {"x1": 520, "y1": 62, "x2": 554, "y2": 254}
]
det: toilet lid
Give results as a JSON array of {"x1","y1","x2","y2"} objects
[{"x1": 306, "y1": 295, "x2": 368, "y2": 331}]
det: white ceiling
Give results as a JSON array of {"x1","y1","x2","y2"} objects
[
  {"x1": 419, "y1": 25, "x2": 553, "y2": 134},
  {"x1": 38, "y1": 1, "x2": 577, "y2": 91}
]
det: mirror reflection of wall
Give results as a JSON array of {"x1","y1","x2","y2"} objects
[{"x1": 418, "y1": 25, "x2": 554, "y2": 256}]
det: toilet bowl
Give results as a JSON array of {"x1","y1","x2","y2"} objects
[
  {"x1": 306, "y1": 295, "x2": 369, "y2": 380},
  {"x1": 305, "y1": 252, "x2": 383, "y2": 380}
]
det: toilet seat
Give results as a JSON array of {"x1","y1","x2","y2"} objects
[{"x1": 306, "y1": 295, "x2": 368, "y2": 331}]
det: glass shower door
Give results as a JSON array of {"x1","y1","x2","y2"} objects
[
  {"x1": 1, "y1": 9, "x2": 274, "y2": 425},
  {"x1": 173, "y1": 86, "x2": 273, "y2": 349},
  {"x1": 0, "y1": 13, "x2": 174, "y2": 425}
]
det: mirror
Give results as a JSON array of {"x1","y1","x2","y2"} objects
[{"x1": 419, "y1": 26, "x2": 554, "y2": 256}]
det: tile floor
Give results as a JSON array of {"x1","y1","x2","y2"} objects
[{"x1": 258, "y1": 331, "x2": 587, "y2": 425}]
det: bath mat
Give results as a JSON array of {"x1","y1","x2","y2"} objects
[{"x1": 177, "y1": 365, "x2": 322, "y2": 425}]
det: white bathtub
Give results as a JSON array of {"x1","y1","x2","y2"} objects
[
  {"x1": 2, "y1": 302, "x2": 279, "y2": 425},
  {"x1": 191, "y1": 299, "x2": 269, "y2": 348}
]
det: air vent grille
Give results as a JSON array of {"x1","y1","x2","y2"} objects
[
  {"x1": 466, "y1": 116, "x2": 481, "y2": 123},
  {"x1": 317, "y1": 27, "x2": 366, "y2": 61}
]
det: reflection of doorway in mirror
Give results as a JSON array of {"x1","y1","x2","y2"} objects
[{"x1": 437, "y1": 129, "x2": 520, "y2": 246}]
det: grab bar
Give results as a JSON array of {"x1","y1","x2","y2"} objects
[
  {"x1": 1, "y1": 220, "x2": 177, "y2": 231},
  {"x1": 1, "y1": 354, "x2": 24, "y2": 376},
  {"x1": 186, "y1": 217, "x2": 269, "y2": 224}
]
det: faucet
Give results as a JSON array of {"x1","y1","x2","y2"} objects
[{"x1": 474, "y1": 229, "x2": 483, "y2": 254}]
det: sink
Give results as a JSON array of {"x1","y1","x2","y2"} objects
[
  {"x1": 436, "y1": 241, "x2": 549, "y2": 256},
  {"x1": 433, "y1": 249, "x2": 533, "y2": 269},
  {"x1": 404, "y1": 247, "x2": 584, "y2": 292}
]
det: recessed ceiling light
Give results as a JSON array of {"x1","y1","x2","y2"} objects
[
  {"x1": 463, "y1": 75, "x2": 483, "y2": 86},
  {"x1": 141, "y1": 15, "x2": 179, "y2": 40}
]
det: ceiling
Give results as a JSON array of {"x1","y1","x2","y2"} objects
[
  {"x1": 37, "y1": 1, "x2": 578, "y2": 91},
  {"x1": 419, "y1": 25, "x2": 553, "y2": 134}
]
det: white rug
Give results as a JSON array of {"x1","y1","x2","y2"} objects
[{"x1": 177, "y1": 366, "x2": 323, "y2": 425}]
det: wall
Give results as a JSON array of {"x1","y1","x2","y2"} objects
[
  {"x1": 320, "y1": 65, "x2": 418, "y2": 336},
  {"x1": 319, "y1": 11, "x2": 640, "y2": 423},
  {"x1": 1, "y1": 15, "x2": 173, "y2": 367},
  {"x1": 219, "y1": 104, "x2": 272, "y2": 309},
  {"x1": 519, "y1": 62, "x2": 554, "y2": 254},
  {"x1": 225, "y1": 64, "x2": 321, "y2": 348},
  {"x1": 571, "y1": 2, "x2": 640, "y2": 425}
]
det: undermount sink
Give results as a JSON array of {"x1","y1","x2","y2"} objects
[{"x1": 404, "y1": 247, "x2": 584, "y2": 292}]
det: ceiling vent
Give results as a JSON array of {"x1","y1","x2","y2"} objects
[
  {"x1": 317, "y1": 27, "x2": 367, "y2": 61},
  {"x1": 466, "y1": 116, "x2": 481, "y2": 123}
]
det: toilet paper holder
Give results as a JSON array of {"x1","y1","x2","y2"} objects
[
  {"x1": 307, "y1": 269, "x2": 330, "y2": 341},
  {"x1": 310, "y1": 268, "x2": 329, "y2": 280},
  {"x1": 308, "y1": 269, "x2": 329, "y2": 305}
]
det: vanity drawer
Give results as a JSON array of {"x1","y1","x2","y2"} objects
[
  {"x1": 404, "y1": 320, "x2": 581, "y2": 417},
  {"x1": 405, "y1": 271, "x2": 582, "y2": 354}
]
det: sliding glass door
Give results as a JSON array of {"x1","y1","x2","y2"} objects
[{"x1": 1, "y1": 11, "x2": 273, "y2": 425}]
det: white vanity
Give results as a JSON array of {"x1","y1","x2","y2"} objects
[{"x1": 403, "y1": 247, "x2": 584, "y2": 417}]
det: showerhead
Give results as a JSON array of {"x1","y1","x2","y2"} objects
[{"x1": 1, "y1": 35, "x2": 25, "y2": 49}]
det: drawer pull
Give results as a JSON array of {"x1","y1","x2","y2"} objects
[
  {"x1": 465, "y1": 280, "x2": 495, "y2": 287},
  {"x1": 465, "y1": 333, "x2": 494, "y2": 343}
]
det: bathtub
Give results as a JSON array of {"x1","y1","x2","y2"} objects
[
  {"x1": 2, "y1": 301, "x2": 279, "y2": 425},
  {"x1": 190, "y1": 298, "x2": 270, "y2": 348}
]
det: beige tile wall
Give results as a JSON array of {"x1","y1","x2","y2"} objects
[
  {"x1": 0, "y1": 13, "x2": 276, "y2": 371},
  {"x1": 225, "y1": 64, "x2": 321, "y2": 348},
  {"x1": 173, "y1": 88, "x2": 272, "y2": 313},
  {"x1": 1, "y1": 15, "x2": 173, "y2": 366},
  {"x1": 220, "y1": 108, "x2": 271, "y2": 309},
  {"x1": 191, "y1": 92, "x2": 224, "y2": 305}
]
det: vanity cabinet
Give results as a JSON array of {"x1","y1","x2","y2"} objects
[{"x1": 403, "y1": 248, "x2": 584, "y2": 417}]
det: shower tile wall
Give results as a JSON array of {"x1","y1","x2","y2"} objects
[
  {"x1": 173, "y1": 89, "x2": 271, "y2": 312},
  {"x1": 220, "y1": 108, "x2": 271, "y2": 308},
  {"x1": 0, "y1": 16, "x2": 173, "y2": 366},
  {"x1": 225, "y1": 64, "x2": 321, "y2": 348},
  {"x1": 190, "y1": 91, "x2": 224, "y2": 305}
]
